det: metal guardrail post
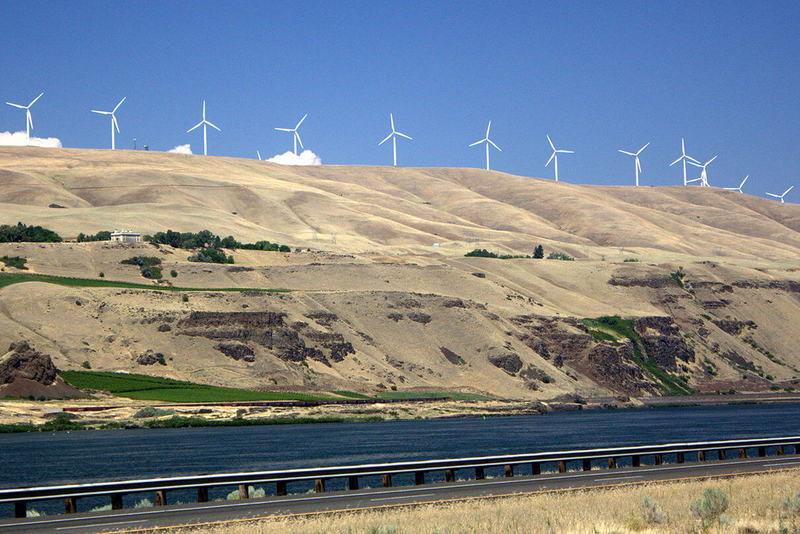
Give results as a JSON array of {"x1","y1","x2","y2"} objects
[
  {"x1": 349, "y1": 476, "x2": 359, "y2": 490},
  {"x1": 582, "y1": 459, "x2": 591, "y2": 471},
  {"x1": 558, "y1": 460, "x2": 566, "y2": 473},
  {"x1": 64, "y1": 497, "x2": 76, "y2": 514},
  {"x1": 504, "y1": 464, "x2": 514, "y2": 477},
  {"x1": 196, "y1": 488, "x2": 208, "y2": 503},
  {"x1": 474, "y1": 467, "x2": 484, "y2": 480},
  {"x1": 759, "y1": 447, "x2": 766, "y2": 457},
  {"x1": 677, "y1": 452, "x2": 685, "y2": 463},
  {"x1": 697, "y1": 451, "x2": 705, "y2": 462},
  {"x1": 314, "y1": 479, "x2": 325, "y2": 493},
  {"x1": 631, "y1": 455, "x2": 640, "y2": 467},
  {"x1": 276, "y1": 481, "x2": 287, "y2": 496},
  {"x1": 608, "y1": 457, "x2": 616, "y2": 469},
  {"x1": 739, "y1": 448, "x2": 747, "y2": 459},
  {"x1": 155, "y1": 490, "x2": 166, "y2": 506},
  {"x1": 238, "y1": 484, "x2": 249, "y2": 499},
  {"x1": 415, "y1": 471, "x2": 426, "y2": 484},
  {"x1": 718, "y1": 449, "x2": 726, "y2": 460},
  {"x1": 382, "y1": 474, "x2": 392, "y2": 487},
  {"x1": 532, "y1": 462, "x2": 541, "y2": 475},
  {"x1": 777, "y1": 445, "x2": 784, "y2": 455},
  {"x1": 445, "y1": 469, "x2": 455, "y2": 483},
  {"x1": 14, "y1": 502, "x2": 25, "y2": 519}
]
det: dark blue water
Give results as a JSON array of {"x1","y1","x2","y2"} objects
[{"x1": 2, "y1": 403, "x2": 798, "y2": 490}]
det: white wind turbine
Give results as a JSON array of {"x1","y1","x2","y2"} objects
[
  {"x1": 618, "y1": 142, "x2": 650, "y2": 186},
  {"x1": 545, "y1": 135, "x2": 573, "y2": 182},
  {"x1": 468, "y1": 121, "x2": 501, "y2": 170},
  {"x1": 275, "y1": 114, "x2": 307, "y2": 155},
  {"x1": 669, "y1": 138, "x2": 700, "y2": 185},
  {"x1": 378, "y1": 113, "x2": 412, "y2": 166},
  {"x1": 766, "y1": 186, "x2": 793, "y2": 203},
  {"x1": 186, "y1": 100, "x2": 221, "y2": 156},
  {"x1": 257, "y1": 150, "x2": 262, "y2": 161},
  {"x1": 687, "y1": 155, "x2": 717, "y2": 187},
  {"x1": 724, "y1": 175, "x2": 749, "y2": 193},
  {"x1": 91, "y1": 97, "x2": 126, "y2": 150},
  {"x1": 6, "y1": 92, "x2": 44, "y2": 141}
]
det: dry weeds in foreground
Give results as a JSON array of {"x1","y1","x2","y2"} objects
[{"x1": 156, "y1": 469, "x2": 800, "y2": 534}]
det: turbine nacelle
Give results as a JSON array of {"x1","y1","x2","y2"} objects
[
  {"x1": 766, "y1": 186, "x2": 794, "y2": 203},
  {"x1": 275, "y1": 114, "x2": 308, "y2": 155},
  {"x1": 724, "y1": 175, "x2": 749, "y2": 193},
  {"x1": 91, "y1": 97, "x2": 126, "y2": 150},
  {"x1": 186, "y1": 100, "x2": 221, "y2": 156},
  {"x1": 378, "y1": 113, "x2": 412, "y2": 166},
  {"x1": 469, "y1": 120, "x2": 501, "y2": 170},
  {"x1": 6, "y1": 92, "x2": 44, "y2": 140},
  {"x1": 545, "y1": 134, "x2": 573, "y2": 181}
]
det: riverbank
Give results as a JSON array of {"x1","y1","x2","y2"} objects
[
  {"x1": 5, "y1": 391, "x2": 800, "y2": 433},
  {"x1": 158, "y1": 468, "x2": 800, "y2": 534}
]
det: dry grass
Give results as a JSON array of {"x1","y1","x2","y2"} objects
[{"x1": 149, "y1": 469, "x2": 800, "y2": 534}]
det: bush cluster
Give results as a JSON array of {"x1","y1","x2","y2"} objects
[
  {"x1": 547, "y1": 251, "x2": 574, "y2": 261},
  {"x1": 0, "y1": 256, "x2": 27, "y2": 270},
  {"x1": 145, "y1": 229, "x2": 289, "y2": 253},
  {"x1": 188, "y1": 248, "x2": 234, "y2": 264},
  {"x1": 121, "y1": 256, "x2": 163, "y2": 279},
  {"x1": 0, "y1": 222, "x2": 61, "y2": 243},
  {"x1": 76, "y1": 231, "x2": 111, "y2": 242}
]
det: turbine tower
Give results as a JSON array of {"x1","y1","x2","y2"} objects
[
  {"x1": 724, "y1": 175, "x2": 749, "y2": 193},
  {"x1": 5, "y1": 92, "x2": 44, "y2": 141},
  {"x1": 766, "y1": 186, "x2": 793, "y2": 203},
  {"x1": 257, "y1": 150, "x2": 262, "y2": 161},
  {"x1": 468, "y1": 121, "x2": 501, "y2": 170},
  {"x1": 618, "y1": 142, "x2": 650, "y2": 186},
  {"x1": 378, "y1": 113, "x2": 412, "y2": 166},
  {"x1": 669, "y1": 138, "x2": 700, "y2": 186},
  {"x1": 687, "y1": 155, "x2": 717, "y2": 187},
  {"x1": 186, "y1": 100, "x2": 221, "y2": 156},
  {"x1": 275, "y1": 114, "x2": 307, "y2": 155},
  {"x1": 545, "y1": 135, "x2": 573, "y2": 182},
  {"x1": 91, "y1": 97, "x2": 126, "y2": 150}
]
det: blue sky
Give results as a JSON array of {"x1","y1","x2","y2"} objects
[{"x1": 1, "y1": 1, "x2": 798, "y2": 197}]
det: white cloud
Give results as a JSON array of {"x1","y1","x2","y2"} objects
[
  {"x1": 267, "y1": 149, "x2": 321, "y2": 166},
  {"x1": 0, "y1": 131, "x2": 62, "y2": 148},
  {"x1": 168, "y1": 144, "x2": 192, "y2": 154}
]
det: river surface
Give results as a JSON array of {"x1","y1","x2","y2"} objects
[{"x1": 2, "y1": 403, "x2": 799, "y2": 490}]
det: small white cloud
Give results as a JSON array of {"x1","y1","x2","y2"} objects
[
  {"x1": 168, "y1": 144, "x2": 192, "y2": 154},
  {"x1": 0, "y1": 131, "x2": 62, "y2": 148},
  {"x1": 267, "y1": 149, "x2": 321, "y2": 166}
]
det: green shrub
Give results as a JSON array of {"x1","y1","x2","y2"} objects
[
  {"x1": 0, "y1": 222, "x2": 61, "y2": 243},
  {"x1": 672, "y1": 266, "x2": 686, "y2": 288},
  {"x1": 145, "y1": 229, "x2": 290, "y2": 253},
  {"x1": 81, "y1": 360, "x2": 91, "y2": 369},
  {"x1": 170, "y1": 269, "x2": 178, "y2": 278},
  {"x1": 182, "y1": 294, "x2": 189, "y2": 302},
  {"x1": 623, "y1": 258, "x2": 639, "y2": 262},
  {"x1": 783, "y1": 493, "x2": 800, "y2": 515},
  {"x1": 465, "y1": 248, "x2": 498, "y2": 258},
  {"x1": 188, "y1": 248, "x2": 234, "y2": 264},
  {"x1": 547, "y1": 251, "x2": 574, "y2": 261},
  {"x1": 141, "y1": 265, "x2": 162, "y2": 279},
  {"x1": 77, "y1": 231, "x2": 111, "y2": 242},
  {"x1": 121, "y1": 256, "x2": 162, "y2": 267},
  {"x1": 225, "y1": 485, "x2": 266, "y2": 500},
  {"x1": 690, "y1": 488, "x2": 729, "y2": 528},
  {"x1": 132, "y1": 406, "x2": 174, "y2": 419},
  {"x1": 98, "y1": 272, "x2": 104, "y2": 277},
  {"x1": 0, "y1": 256, "x2": 27, "y2": 270},
  {"x1": 641, "y1": 496, "x2": 666, "y2": 525}
]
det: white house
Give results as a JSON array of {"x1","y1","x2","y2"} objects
[{"x1": 110, "y1": 230, "x2": 141, "y2": 243}]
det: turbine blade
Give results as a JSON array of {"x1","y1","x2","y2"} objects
[
  {"x1": 295, "y1": 113, "x2": 307, "y2": 129},
  {"x1": 637, "y1": 142, "x2": 650, "y2": 154},
  {"x1": 486, "y1": 120, "x2": 491, "y2": 137},
  {"x1": 546, "y1": 152, "x2": 555, "y2": 167},
  {"x1": 687, "y1": 161, "x2": 702, "y2": 168},
  {"x1": 6, "y1": 102, "x2": 25, "y2": 109},
  {"x1": 187, "y1": 121, "x2": 203, "y2": 133},
  {"x1": 706, "y1": 155, "x2": 718, "y2": 165},
  {"x1": 206, "y1": 120, "x2": 221, "y2": 131},
  {"x1": 28, "y1": 92, "x2": 44, "y2": 107},
  {"x1": 91, "y1": 110, "x2": 110, "y2": 115},
  {"x1": 669, "y1": 156, "x2": 682, "y2": 166},
  {"x1": 636, "y1": 158, "x2": 642, "y2": 173},
  {"x1": 275, "y1": 127, "x2": 292, "y2": 132},
  {"x1": 379, "y1": 132, "x2": 393, "y2": 145},
  {"x1": 681, "y1": 138, "x2": 686, "y2": 154},
  {"x1": 396, "y1": 132, "x2": 412, "y2": 140},
  {"x1": 619, "y1": 150, "x2": 635, "y2": 156},
  {"x1": 202, "y1": 100, "x2": 206, "y2": 119},
  {"x1": 546, "y1": 134, "x2": 555, "y2": 151},
  {"x1": 488, "y1": 139, "x2": 501, "y2": 151},
  {"x1": 27, "y1": 110, "x2": 33, "y2": 130},
  {"x1": 113, "y1": 115, "x2": 120, "y2": 133},
  {"x1": 766, "y1": 193, "x2": 779, "y2": 198},
  {"x1": 686, "y1": 155, "x2": 700, "y2": 164},
  {"x1": 740, "y1": 175, "x2": 749, "y2": 187},
  {"x1": 295, "y1": 131, "x2": 303, "y2": 149},
  {"x1": 558, "y1": 150, "x2": 574, "y2": 154},
  {"x1": 468, "y1": 139, "x2": 484, "y2": 147},
  {"x1": 784, "y1": 186, "x2": 794, "y2": 196},
  {"x1": 113, "y1": 97, "x2": 126, "y2": 113},
  {"x1": 257, "y1": 150, "x2": 261, "y2": 160},
  {"x1": 389, "y1": 113, "x2": 394, "y2": 131}
]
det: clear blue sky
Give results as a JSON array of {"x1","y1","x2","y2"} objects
[{"x1": 1, "y1": 1, "x2": 798, "y2": 197}]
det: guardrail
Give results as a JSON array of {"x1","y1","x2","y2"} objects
[{"x1": 2, "y1": 436, "x2": 798, "y2": 518}]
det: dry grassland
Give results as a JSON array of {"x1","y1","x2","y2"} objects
[{"x1": 154, "y1": 470, "x2": 800, "y2": 534}]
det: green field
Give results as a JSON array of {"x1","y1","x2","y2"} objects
[
  {"x1": 60, "y1": 371, "x2": 337, "y2": 402},
  {"x1": 0, "y1": 272, "x2": 288, "y2": 293}
]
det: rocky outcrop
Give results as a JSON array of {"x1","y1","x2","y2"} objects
[
  {"x1": 712, "y1": 319, "x2": 757, "y2": 336},
  {"x1": 215, "y1": 343, "x2": 255, "y2": 362},
  {"x1": 0, "y1": 342, "x2": 84, "y2": 399},
  {"x1": 608, "y1": 276, "x2": 677, "y2": 288},
  {"x1": 634, "y1": 316, "x2": 695, "y2": 371},
  {"x1": 439, "y1": 347, "x2": 464, "y2": 365},
  {"x1": 488, "y1": 352, "x2": 523, "y2": 374},
  {"x1": 574, "y1": 344, "x2": 660, "y2": 396},
  {"x1": 136, "y1": 350, "x2": 166, "y2": 365}
]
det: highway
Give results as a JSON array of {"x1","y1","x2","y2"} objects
[{"x1": 0, "y1": 455, "x2": 797, "y2": 533}]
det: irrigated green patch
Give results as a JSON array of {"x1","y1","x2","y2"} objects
[
  {"x1": 582, "y1": 316, "x2": 693, "y2": 396},
  {"x1": 60, "y1": 371, "x2": 336, "y2": 402},
  {"x1": 0, "y1": 272, "x2": 289, "y2": 293}
]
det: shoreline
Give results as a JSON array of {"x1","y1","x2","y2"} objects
[{"x1": 3, "y1": 391, "x2": 800, "y2": 434}]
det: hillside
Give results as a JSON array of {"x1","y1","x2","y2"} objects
[{"x1": 1, "y1": 146, "x2": 800, "y2": 400}]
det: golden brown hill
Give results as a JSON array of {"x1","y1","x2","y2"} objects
[{"x1": 1, "y1": 146, "x2": 799, "y2": 401}]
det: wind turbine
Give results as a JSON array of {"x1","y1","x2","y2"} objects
[
  {"x1": 766, "y1": 186, "x2": 793, "y2": 203},
  {"x1": 91, "y1": 97, "x2": 126, "y2": 150},
  {"x1": 186, "y1": 100, "x2": 220, "y2": 156},
  {"x1": 545, "y1": 135, "x2": 573, "y2": 182},
  {"x1": 257, "y1": 150, "x2": 262, "y2": 161},
  {"x1": 669, "y1": 138, "x2": 700, "y2": 185},
  {"x1": 468, "y1": 121, "x2": 501, "y2": 170},
  {"x1": 275, "y1": 114, "x2": 307, "y2": 155},
  {"x1": 5, "y1": 92, "x2": 44, "y2": 141},
  {"x1": 687, "y1": 155, "x2": 717, "y2": 187},
  {"x1": 378, "y1": 113, "x2": 412, "y2": 166},
  {"x1": 724, "y1": 175, "x2": 749, "y2": 193},
  {"x1": 618, "y1": 142, "x2": 650, "y2": 186}
]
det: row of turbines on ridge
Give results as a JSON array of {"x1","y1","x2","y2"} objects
[{"x1": 5, "y1": 92, "x2": 795, "y2": 203}]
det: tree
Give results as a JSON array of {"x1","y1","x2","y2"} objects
[{"x1": 533, "y1": 245, "x2": 544, "y2": 259}]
